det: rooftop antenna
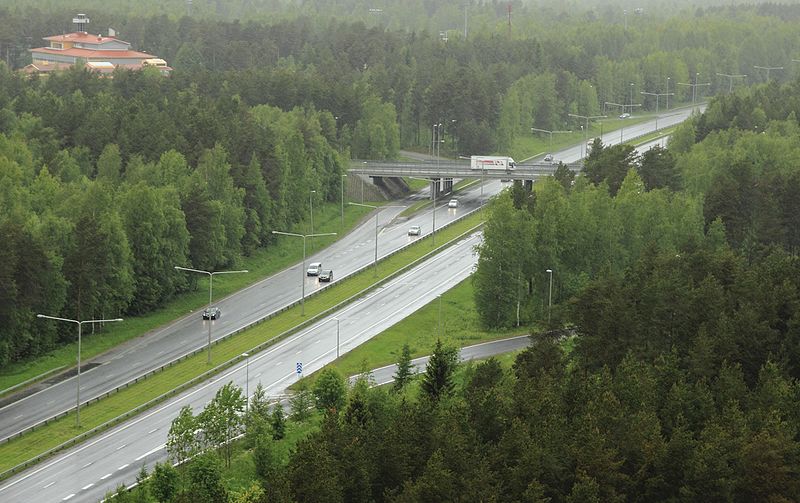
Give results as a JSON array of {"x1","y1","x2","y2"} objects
[{"x1": 72, "y1": 13, "x2": 90, "y2": 33}]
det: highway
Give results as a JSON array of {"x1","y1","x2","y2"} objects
[
  {"x1": 0, "y1": 176, "x2": 484, "y2": 442},
  {"x1": 0, "y1": 230, "x2": 484, "y2": 503},
  {"x1": 0, "y1": 104, "x2": 699, "y2": 501}
]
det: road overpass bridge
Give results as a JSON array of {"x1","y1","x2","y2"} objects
[{"x1": 350, "y1": 159, "x2": 582, "y2": 198}]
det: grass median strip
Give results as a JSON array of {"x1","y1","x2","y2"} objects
[
  {"x1": 0, "y1": 203, "x2": 375, "y2": 393},
  {"x1": 0, "y1": 208, "x2": 486, "y2": 475}
]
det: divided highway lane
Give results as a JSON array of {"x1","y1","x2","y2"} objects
[
  {"x1": 0, "y1": 105, "x2": 699, "y2": 443},
  {"x1": 0, "y1": 188, "x2": 477, "y2": 442},
  {"x1": 0, "y1": 231, "x2": 483, "y2": 503}
]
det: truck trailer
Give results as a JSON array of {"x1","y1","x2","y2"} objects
[{"x1": 470, "y1": 156, "x2": 516, "y2": 171}]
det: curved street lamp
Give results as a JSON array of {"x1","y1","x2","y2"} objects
[
  {"x1": 174, "y1": 266, "x2": 248, "y2": 364},
  {"x1": 36, "y1": 314, "x2": 123, "y2": 427}
]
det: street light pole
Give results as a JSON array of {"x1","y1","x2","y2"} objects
[
  {"x1": 309, "y1": 190, "x2": 316, "y2": 250},
  {"x1": 677, "y1": 73, "x2": 711, "y2": 109},
  {"x1": 438, "y1": 294, "x2": 443, "y2": 337},
  {"x1": 36, "y1": 314, "x2": 123, "y2": 427},
  {"x1": 349, "y1": 202, "x2": 403, "y2": 276},
  {"x1": 716, "y1": 72, "x2": 747, "y2": 93},
  {"x1": 271, "y1": 230, "x2": 336, "y2": 315},
  {"x1": 408, "y1": 176, "x2": 438, "y2": 246},
  {"x1": 334, "y1": 317, "x2": 340, "y2": 359},
  {"x1": 754, "y1": 65, "x2": 783, "y2": 82},
  {"x1": 629, "y1": 82, "x2": 634, "y2": 113},
  {"x1": 340, "y1": 174, "x2": 347, "y2": 227},
  {"x1": 174, "y1": 266, "x2": 248, "y2": 364},
  {"x1": 569, "y1": 113, "x2": 606, "y2": 159},
  {"x1": 640, "y1": 91, "x2": 673, "y2": 130},
  {"x1": 545, "y1": 269, "x2": 553, "y2": 324},
  {"x1": 665, "y1": 77, "x2": 671, "y2": 109},
  {"x1": 242, "y1": 352, "x2": 249, "y2": 417}
]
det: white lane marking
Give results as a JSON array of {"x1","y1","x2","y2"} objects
[
  {"x1": 100, "y1": 474, "x2": 112, "y2": 480},
  {"x1": 315, "y1": 340, "x2": 321, "y2": 344},
  {"x1": 117, "y1": 464, "x2": 129, "y2": 471},
  {"x1": 116, "y1": 444, "x2": 126, "y2": 450},
  {"x1": 43, "y1": 481, "x2": 55, "y2": 489},
  {"x1": 275, "y1": 362, "x2": 282, "y2": 366},
  {"x1": 46, "y1": 400, "x2": 54, "y2": 405},
  {"x1": 82, "y1": 483, "x2": 93, "y2": 490},
  {"x1": 148, "y1": 428, "x2": 158, "y2": 434},
  {"x1": 81, "y1": 462, "x2": 92, "y2": 468},
  {"x1": 63, "y1": 495, "x2": 74, "y2": 501},
  {"x1": 255, "y1": 373, "x2": 262, "y2": 378},
  {"x1": 295, "y1": 350, "x2": 301, "y2": 354},
  {"x1": 0, "y1": 236, "x2": 483, "y2": 494},
  {"x1": 14, "y1": 415, "x2": 23, "y2": 420},
  {"x1": 135, "y1": 444, "x2": 165, "y2": 461}
]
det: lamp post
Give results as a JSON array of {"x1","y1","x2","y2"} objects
[
  {"x1": 309, "y1": 190, "x2": 316, "y2": 250},
  {"x1": 569, "y1": 113, "x2": 606, "y2": 159},
  {"x1": 531, "y1": 127, "x2": 572, "y2": 152},
  {"x1": 640, "y1": 91, "x2": 673, "y2": 130},
  {"x1": 333, "y1": 317, "x2": 340, "y2": 359},
  {"x1": 340, "y1": 174, "x2": 347, "y2": 227},
  {"x1": 754, "y1": 65, "x2": 783, "y2": 82},
  {"x1": 545, "y1": 269, "x2": 553, "y2": 324},
  {"x1": 629, "y1": 82, "x2": 634, "y2": 113},
  {"x1": 438, "y1": 294, "x2": 443, "y2": 337},
  {"x1": 450, "y1": 119, "x2": 457, "y2": 156},
  {"x1": 408, "y1": 176, "x2": 438, "y2": 246},
  {"x1": 174, "y1": 266, "x2": 249, "y2": 364},
  {"x1": 349, "y1": 202, "x2": 403, "y2": 276},
  {"x1": 271, "y1": 230, "x2": 336, "y2": 315},
  {"x1": 665, "y1": 77, "x2": 671, "y2": 109},
  {"x1": 716, "y1": 72, "x2": 747, "y2": 93},
  {"x1": 678, "y1": 73, "x2": 711, "y2": 108},
  {"x1": 242, "y1": 352, "x2": 249, "y2": 416},
  {"x1": 36, "y1": 314, "x2": 123, "y2": 427}
]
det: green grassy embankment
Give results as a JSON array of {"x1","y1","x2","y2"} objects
[{"x1": 0, "y1": 208, "x2": 486, "y2": 475}]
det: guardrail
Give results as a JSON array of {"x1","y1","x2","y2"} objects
[
  {"x1": 0, "y1": 366, "x2": 65, "y2": 400},
  {"x1": 0, "y1": 206, "x2": 486, "y2": 481}
]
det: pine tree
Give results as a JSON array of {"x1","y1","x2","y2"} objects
[
  {"x1": 393, "y1": 343, "x2": 414, "y2": 392},
  {"x1": 421, "y1": 339, "x2": 459, "y2": 402}
]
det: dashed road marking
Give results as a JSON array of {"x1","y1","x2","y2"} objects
[
  {"x1": 117, "y1": 464, "x2": 129, "y2": 471},
  {"x1": 100, "y1": 474, "x2": 112, "y2": 480},
  {"x1": 81, "y1": 462, "x2": 92, "y2": 468},
  {"x1": 43, "y1": 481, "x2": 55, "y2": 489},
  {"x1": 148, "y1": 428, "x2": 158, "y2": 434},
  {"x1": 62, "y1": 494, "x2": 75, "y2": 501},
  {"x1": 116, "y1": 444, "x2": 126, "y2": 450},
  {"x1": 82, "y1": 483, "x2": 93, "y2": 490}
]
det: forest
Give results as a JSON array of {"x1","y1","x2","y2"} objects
[
  {"x1": 106, "y1": 52, "x2": 800, "y2": 503},
  {"x1": 4, "y1": 2, "x2": 800, "y2": 367}
]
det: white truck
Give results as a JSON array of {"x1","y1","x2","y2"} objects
[{"x1": 470, "y1": 156, "x2": 516, "y2": 171}]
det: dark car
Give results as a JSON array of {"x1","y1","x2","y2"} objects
[
  {"x1": 202, "y1": 307, "x2": 221, "y2": 320},
  {"x1": 319, "y1": 269, "x2": 333, "y2": 282}
]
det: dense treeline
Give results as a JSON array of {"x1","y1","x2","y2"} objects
[
  {"x1": 109, "y1": 73, "x2": 800, "y2": 503},
  {"x1": 0, "y1": 62, "x2": 366, "y2": 364},
  {"x1": 3, "y1": 5, "x2": 800, "y2": 155}
]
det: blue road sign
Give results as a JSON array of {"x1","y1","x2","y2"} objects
[{"x1": 296, "y1": 362, "x2": 302, "y2": 375}]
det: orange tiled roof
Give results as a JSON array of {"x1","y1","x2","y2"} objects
[
  {"x1": 43, "y1": 32, "x2": 131, "y2": 46},
  {"x1": 31, "y1": 47, "x2": 154, "y2": 60}
]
